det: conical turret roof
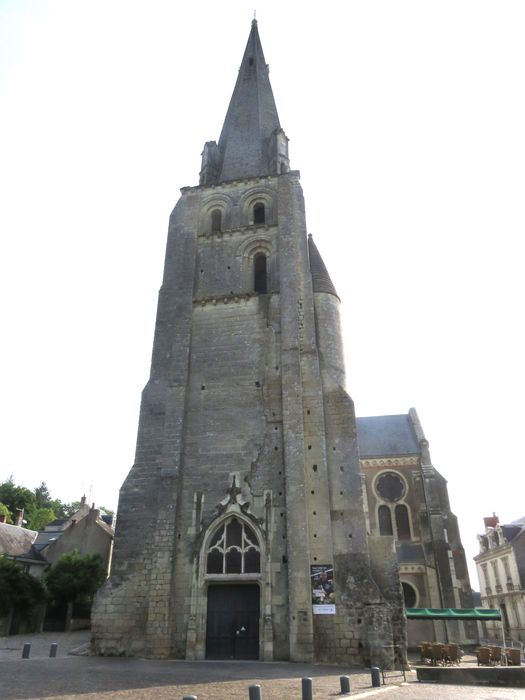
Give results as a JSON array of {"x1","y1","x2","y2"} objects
[
  {"x1": 308, "y1": 235, "x2": 339, "y2": 299},
  {"x1": 217, "y1": 20, "x2": 281, "y2": 181}
]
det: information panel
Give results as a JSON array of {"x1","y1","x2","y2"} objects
[{"x1": 311, "y1": 564, "x2": 336, "y2": 615}]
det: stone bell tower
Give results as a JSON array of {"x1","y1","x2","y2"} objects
[{"x1": 92, "y1": 20, "x2": 406, "y2": 666}]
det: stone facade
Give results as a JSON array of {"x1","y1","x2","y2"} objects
[
  {"x1": 91, "y1": 21, "x2": 406, "y2": 666},
  {"x1": 358, "y1": 410, "x2": 477, "y2": 648}
]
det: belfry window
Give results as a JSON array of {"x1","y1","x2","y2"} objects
[
  {"x1": 254, "y1": 253, "x2": 268, "y2": 294},
  {"x1": 253, "y1": 203, "x2": 265, "y2": 224},
  {"x1": 378, "y1": 505, "x2": 393, "y2": 536},
  {"x1": 211, "y1": 209, "x2": 222, "y2": 233},
  {"x1": 206, "y1": 517, "x2": 261, "y2": 575}
]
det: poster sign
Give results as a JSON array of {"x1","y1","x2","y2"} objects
[{"x1": 311, "y1": 564, "x2": 336, "y2": 615}]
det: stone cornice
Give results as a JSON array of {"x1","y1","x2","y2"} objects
[
  {"x1": 180, "y1": 170, "x2": 301, "y2": 195},
  {"x1": 194, "y1": 292, "x2": 262, "y2": 307},
  {"x1": 474, "y1": 543, "x2": 513, "y2": 562},
  {"x1": 360, "y1": 457, "x2": 419, "y2": 468},
  {"x1": 198, "y1": 223, "x2": 277, "y2": 240}
]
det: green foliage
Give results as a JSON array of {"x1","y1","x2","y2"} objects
[
  {"x1": 0, "y1": 477, "x2": 36, "y2": 524},
  {"x1": 0, "y1": 502, "x2": 12, "y2": 523},
  {"x1": 29, "y1": 507, "x2": 56, "y2": 531},
  {"x1": 34, "y1": 481, "x2": 52, "y2": 509},
  {"x1": 61, "y1": 501, "x2": 81, "y2": 518},
  {"x1": 0, "y1": 557, "x2": 46, "y2": 616},
  {"x1": 44, "y1": 550, "x2": 106, "y2": 605}
]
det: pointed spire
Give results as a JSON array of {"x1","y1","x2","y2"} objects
[
  {"x1": 308, "y1": 235, "x2": 339, "y2": 299},
  {"x1": 203, "y1": 20, "x2": 288, "y2": 183}
]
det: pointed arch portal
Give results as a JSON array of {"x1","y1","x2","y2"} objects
[{"x1": 202, "y1": 514, "x2": 263, "y2": 660}]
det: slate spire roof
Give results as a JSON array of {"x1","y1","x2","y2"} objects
[
  {"x1": 308, "y1": 234, "x2": 339, "y2": 298},
  {"x1": 217, "y1": 20, "x2": 281, "y2": 181}
]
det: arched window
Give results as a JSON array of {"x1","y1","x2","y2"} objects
[
  {"x1": 378, "y1": 505, "x2": 393, "y2": 536},
  {"x1": 402, "y1": 582, "x2": 417, "y2": 608},
  {"x1": 395, "y1": 504, "x2": 411, "y2": 540},
  {"x1": 253, "y1": 203, "x2": 265, "y2": 224},
  {"x1": 254, "y1": 253, "x2": 268, "y2": 294},
  {"x1": 211, "y1": 209, "x2": 222, "y2": 233},
  {"x1": 375, "y1": 472, "x2": 405, "y2": 502},
  {"x1": 206, "y1": 517, "x2": 261, "y2": 575}
]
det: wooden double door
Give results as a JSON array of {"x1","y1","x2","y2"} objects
[{"x1": 206, "y1": 584, "x2": 260, "y2": 660}]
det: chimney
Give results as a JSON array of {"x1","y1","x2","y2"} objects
[
  {"x1": 0, "y1": 513, "x2": 7, "y2": 523},
  {"x1": 15, "y1": 508, "x2": 24, "y2": 527},
  {"x1": 484, "y1": 514, "x2": 499, "y2": 529},
  {"x1": 80, "y1": 495, "x2": 86, "y2": 506}
]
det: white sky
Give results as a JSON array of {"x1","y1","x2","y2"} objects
[{"x1": 1, "y1": 1, "x2": 524, "y2": 587}]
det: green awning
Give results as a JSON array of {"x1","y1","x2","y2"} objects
[{"x1": 406, "y1": 607, "x2": 502, "y2": 621}]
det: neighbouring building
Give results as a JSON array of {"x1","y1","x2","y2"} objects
[
  {"x1": 92, "y1": 20, "x2": 406, "y2": 667},
  {"x1": 358, "y1": 410, "x2": 476, "y2": 648},
  {"x1": 0, "y1": 520, "x2": 47, "y2": 577},
  {"x1": 475, "y1": 514, "x2": 525, "y2": 642},
  {"x1": 34, "y1": 497, "x2": 114, "y2": 574}
]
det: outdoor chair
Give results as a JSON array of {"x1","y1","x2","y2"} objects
[
  {"x1": 476, "y1": 647, "x2": 491, "y2": 666},
  {"x1": 444, "y1": 643, "x2": 462, "y2": 665},
  {"x1": 419, "y1": 642, "x2": 433, "y2": 664},
  {"x1": 489, "y1": 646, "x2": 502, "y2": 665},
  {"x1": 430, "y1": 643, "x2": 446, "y2": 665},
  {"x1": 505, "y1": 648, "x2": 521, "y2": 666}
]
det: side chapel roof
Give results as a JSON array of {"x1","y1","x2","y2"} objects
[{"x1": 356, "y1": 414, "x2": 420, "y2": 458}]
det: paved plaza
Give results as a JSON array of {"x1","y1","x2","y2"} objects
[{"x1": 1, "y1": 633, "x2": 523, "y2": 700}]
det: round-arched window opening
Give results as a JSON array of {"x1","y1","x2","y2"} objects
[
  {"x1": 402, "y1": 581, "x2": 417, "y2": 608},
  {"x1": 211, "y1": 209, "x2": 222, "y2": 233},
  {"x1": 253, "y1": 203, "x2": 265, "y2": 224},
  {"x1": 254, "y1": 253, "x2": 268, "y2": 294},
  {"x1": 376, "y1": 472, "x2": 405, "y2": 502}
]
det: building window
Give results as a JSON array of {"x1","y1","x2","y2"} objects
[
  {"x1": 378, "y1": 505, "x2": 393, "y2": 536},
  {"x1": 254, "y1": 253, "x2": 268, "y2": 294},
  {"x1": 206, "y1": 517, "x2": 261, "y2": 575},
  {"x1": 375, "y1": 472, "x2": 405, "y2": 502},
  {"x1": 395, "y1": 504, "x2": 411, "y2": 540},
  {"x1": 481, "y1": 563, "x2": 488, "y2": 588},
  {"x1": 211, "y1": 209, "x2": 222, "y2": 233},
  {"x1": 253, "y1": 203, "x2": 265, "y2": 224},
  {"x1": 402, "y1": 581, "x2": 417, "y2": 608}
]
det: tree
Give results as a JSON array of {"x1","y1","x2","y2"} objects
[
  {"x1": 44, "y1": 550, "x2": 106, "y2": 606},
  {"x1": 0, "y1": 502, "x2": 12, "y2": 523},
  {"x1": 0, "y1": 557, "x2": 46, "y2": 616},
  {"x1": 0, "y1": 478, "x2": 36, "y2": 524},
  {"x1": 29, "y1": 507, "x2": 56, "y2": 532},
  {"x1": 34, "y1": 482, "x2": 52, "y2": 509}
]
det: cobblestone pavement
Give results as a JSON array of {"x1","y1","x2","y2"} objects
[{"x1": 0, "y1": 634, "x2": 523, "y2": 700}]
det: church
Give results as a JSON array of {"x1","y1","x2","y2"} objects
[{"x1": 92, "y1": 20, "x2": 473, "y2": 664}]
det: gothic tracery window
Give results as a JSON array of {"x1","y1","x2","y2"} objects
[
  {"x1": 376, "y1": 472, "x2": 405, "y2": 502},
  {"x1": 206, "y1": 517, "x2": 261, "y2": 575}
]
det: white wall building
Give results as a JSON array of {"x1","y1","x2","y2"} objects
[{"x1": 474, "y1": 514, "x2": 525, "y2": 642}]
